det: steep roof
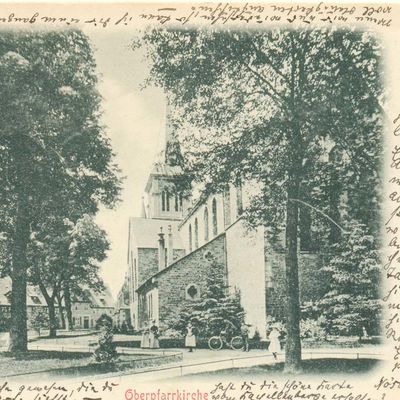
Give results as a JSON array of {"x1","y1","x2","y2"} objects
[
  {"x1": 86, "y1": 286, "x2": 114, "y2": 308},
  {"x1": 0, "y1": 277, "x2": 114, "y2": 308},
  {"x1": 0, "y1": 277, "x2": 47, "y2": 306},
  {"x1": 129, "y1": 217, "x2": 184, "y2": 249}
]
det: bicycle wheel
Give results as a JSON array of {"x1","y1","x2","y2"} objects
[
  {"x1": 230, "y1": 336, "x2": 244, "y2": 350},
  {"x1": 208, "y1": 336, "x2": 223, "y2": 350}
]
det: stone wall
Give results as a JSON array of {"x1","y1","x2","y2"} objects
[
  {"x1": 137, "y1": 248, "x2": 158, "y2": 287},
  {"x1": 137, "y1": 234, "x2": 226, "y2": 328},
  {"x1": 265, "y1": 250, "x2": 329, "y2": 322}
]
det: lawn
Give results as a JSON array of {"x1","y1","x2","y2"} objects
[
  {"x1": 0, "y1": 350, "x2": 164, "y2": 379},
  {"x1": 179, "y1": 358, "x2": 382, "y2": 380},
  {"x1": 0, "y1": 351, "x2": 92, "y2": 377}
]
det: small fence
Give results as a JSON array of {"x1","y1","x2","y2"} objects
[
  {"x1": 1, "y1": 344, "x2": 183, "y2": 379},
  {"x1": 1, "y1": 341, "x2": 385, "y2": 381}
]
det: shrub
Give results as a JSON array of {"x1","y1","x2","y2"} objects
[
  {"x1": 300, "y1": 317, "x2": 327, "y2": 340},
  {"x1": 94, "y1": 324, "x2": 118, "y2": 364},
  {"x1": 0, "y1": 307, "x2": 11, "y2": 333},
  {"x1": 95, "y1": 313, "x2": 113, "y2": 330},
  {"x1": 29, "y1": 308, "x2": 49, "y2": 336}
]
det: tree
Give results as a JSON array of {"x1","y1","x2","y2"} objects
[
  {"x1": 0, "y1": 31, "x2": 121, "y2": 350},
  {"x1": 317, "y1": 222, "x2": 381, "y2": 337},
  {"x1": 28, "y1": 308, "x2": 49, "y2": 337},
  {"x1": 63, "y1": 214, "x2": 110, "y2": 331},
  {"x1": 29, "y1": 214, "x2": 110, "y2": 338},
  {"x1": 137, "y1": 28, "x2": 383, "y2": 371}
]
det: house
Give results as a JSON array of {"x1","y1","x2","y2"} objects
[{"x1": 0, "y1": 277, "x2": 114, "y2": 332}]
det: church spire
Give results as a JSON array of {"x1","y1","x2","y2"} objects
[
  {"x1": 165, "y1": 99, "x2": 174, "y2": 149},
  {"x1": 164, "y1": 98, "x2": 184, "y2": 167}
]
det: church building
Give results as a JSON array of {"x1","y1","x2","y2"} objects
[{"x1": 118, "y1": 114, "x2": 325, "y2": 339}]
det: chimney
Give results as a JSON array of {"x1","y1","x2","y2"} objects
[
  {"x1": 158, "y1": 227, "x2": 166, "y2": 270},
  {"x1": 140, "y1": 196, "x2": 147, "y2": 218},
  {"x1": 167, "y1": 225, "x2": 174, "y2": 265}
]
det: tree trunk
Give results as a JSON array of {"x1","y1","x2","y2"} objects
[
  {"x1": 47, "y1": 300, "x2": 57, "y2": 338},
  {"x1": 9, "y1": 191, "x2": 30, "y2": 352},
  {"x1": 283, "y1": 32, "x2": 304, "y2": 373},
  {"x1": 38, "y1": 281, "x2": 58, "y2": 338},
  {"x1": 64, "y1": 284, "x2": 73, "y2": 331},
  {"x1": 56, "y1": 292, "x2": 66, "y2": 329},
  {"x1": 328, "y1": 169, "x2": 342, "y2": 244},
  {"x1": 299, "y1": 206, "x2": 312, "y2": 251},
  {"x1": 284, "y1": 173, "x2": 302, "y2": 373},
  {"x1": 9, "y1": 140, "x2": 31, "y2": 353}
]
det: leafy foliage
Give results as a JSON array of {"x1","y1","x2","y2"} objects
[
  {"x1": 0, "y1": 307, "x2": 11, "y2": 333},
  {"x1": 166, "y1": 258, "x2": 245, "y2": 339},
  {"x1": 0, "y1": 30, "x2": 122, "y2": 349},
  {"x1": 94, "y1": 323, "x2": 118, "y2": 364},
  {"x1": 317, "y1": 222, "x2": 382, "y2": 337},
  {"x1": 137, "y1": 28, "x2": 383, "y2": 369},
  {"x1": 28, "y1": 308, "x2": 49, "y2": 336},
  {"x1": 28, "y1": 214, "x2": 110, "y2": 337},
  {"x1": 96, "y1": 313, "x2": 113, "y2": 330}
]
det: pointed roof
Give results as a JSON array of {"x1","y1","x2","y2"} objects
[
  {"x1": 0, "y1": 277, "x2": 48, "y2": 306},
  {"x1": 145, "y1": 103, "x2": 184, "y2": 193}
]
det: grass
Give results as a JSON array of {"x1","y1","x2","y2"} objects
[
  {"x1": 179, "y1": 358, "x2": 382, "y2": 380},
  {"x1": 0, "y1": 351, "x2": 92, "y2": 377},
  {"x1": 0, "y1": 350, "x2": 155, "y2": 378}
]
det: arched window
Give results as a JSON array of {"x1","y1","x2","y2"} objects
[
  {"x1": 204, "y1": 207, "x2": 209, "y2": 242},
  {"x1": 236, "y1": 182, "x2": 243, "y2": 216},
  {"x1": 194, "y1": 218, "x2": 199, "y2": 249},
  {"x1": 166, "y1": 192, "x2": 170, "y2": 211},
  {"x1": 188, "y1": 224, "x2": 192, "y2": 252},
  {"x1": 174, "y1": 193, "x2": 179, "y2": 212},
  {"x1": 212, "y1": 198, "x2": 218, "y2": 237},
  {"x1": 161, "y1": 191, "x2": 166, "y2": 212}
]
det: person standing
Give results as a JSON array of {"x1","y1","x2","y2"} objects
[
  {"x1": 240, "y1": 322, "x2": 250, "y2": 352},
  {"x1": 268, "y1": 325, "x2": 281, "y2": 360},
  {"x1": 185, "y1": 322, "x2": 196, "y2": 352},
  {"x1": 149, "y1": 320, "x2": 160, "y2": 349},
  {"x1": 140, "y1": 322, "x2": 150, "y2": 349}
]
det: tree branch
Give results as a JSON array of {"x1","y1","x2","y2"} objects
[
  {"x1": 288, "y1": 198, "x2": 347, "y2": 233},
  {"x1": 246, "y1": 35, "x2": 290, "y2": 86}
]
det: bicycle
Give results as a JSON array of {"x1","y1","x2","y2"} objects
[{"x1": 208, "y1": 330, "x2": 244, "y2": 350}]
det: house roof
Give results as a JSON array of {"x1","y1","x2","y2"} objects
[
  {"x1": 136, "y1": 231, "x2": 226, "y2": 294},
  {"x1": 0, "y1": 277, "x2": 48, "y2": 306},
  {"x1": 0, "y1": 277, "x2": 114, "y2": 308},
  {"x1": 129, "y1": 217, "x2": 184, "y2": 249},
  {"x1": 85, "y1": 286, "x2": 114, "y2": 308}
]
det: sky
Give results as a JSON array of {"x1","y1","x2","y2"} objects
[{"x1": 85, "y1": 30, "x2": 166, "y2": 298}]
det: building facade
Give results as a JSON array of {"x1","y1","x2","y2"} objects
[
  {"x1": 0, "y1": 277, "x2": 114, "y2": 332},
  {"x1": 120, "y1": 116, "x2": 326, "y2": 339}
]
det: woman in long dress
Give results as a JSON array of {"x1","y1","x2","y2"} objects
[
  {"x1": 149, "y1": 320, "x2": 160, "y2": 349},
  {"x1": 185, "y1": 322, "x2": 196, "y2": 352},
  {"x1": 268, "y1": 326, "x2": 281, "y2": 360},
  {"x1": 140, "y1": 322, "x2": 150, "y2": 349}
]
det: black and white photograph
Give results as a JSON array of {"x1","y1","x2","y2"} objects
[{"x1": 0, "y1": 2, "x2": 398, "y2": 399}]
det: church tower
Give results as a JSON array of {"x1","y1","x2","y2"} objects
[{"x1": 144, "y1": 103, "x2": 187, "y2": 220}]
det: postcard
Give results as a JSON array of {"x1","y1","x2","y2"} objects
[{"x1": 0, "y1": 1, "x2": 398, "y2": 400}]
